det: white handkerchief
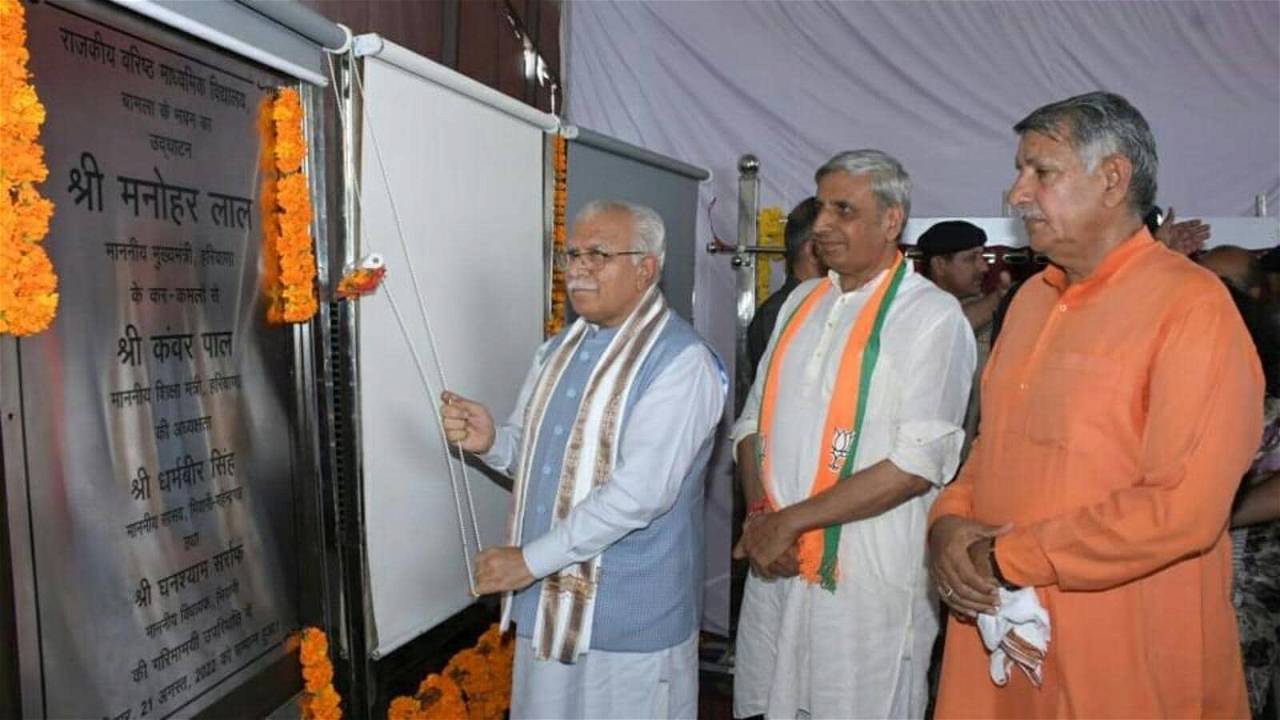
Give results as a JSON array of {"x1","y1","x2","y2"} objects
[{"x1": 977, "y1": 586, "x2": 1051, "y2": 687}]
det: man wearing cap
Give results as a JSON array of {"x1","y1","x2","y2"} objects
[
  {"x1": 917, "y1": 220, "x2": 1010, "y2": 334},
  {"x1": 917, "y1": 220, "x2": 1009, "y2": 458}
]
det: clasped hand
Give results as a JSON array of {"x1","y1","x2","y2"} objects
[
  {"x1": 733, "y1": 509, "x2": 800, "y2": 579},
  {"x1": 928, "y1": 514, "x2": 1011, "y2": 618}
]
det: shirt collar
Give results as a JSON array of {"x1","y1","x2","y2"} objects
[
  {"x1": 1041, "y1": 227, "x2": 1155, "y2": 302},
  {"x1": 827, "y1": 257, "x2": 912, "y2": 294}
]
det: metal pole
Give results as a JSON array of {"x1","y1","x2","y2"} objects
[{"x1": 734, "y1": 155, "x2": 760, "y2": 414}]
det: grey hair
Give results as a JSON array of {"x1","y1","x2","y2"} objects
[
  {"x1": 574, "y1": 200, "x2": 666, "y2": 270},
  {"x1": 814, "y1": 149, "x2": 912, "y2": 238},
  {"x1": 1013, "y1": 91, "x2": 1158, "y2": 217}
]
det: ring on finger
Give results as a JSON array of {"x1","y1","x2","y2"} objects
[{"x1": 939, "y1": 584, "x2": 955, "y2": 598}]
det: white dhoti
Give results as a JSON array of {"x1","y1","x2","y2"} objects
[{"x1": 511, "y1": 629, "x2": 699, "y2": 719}]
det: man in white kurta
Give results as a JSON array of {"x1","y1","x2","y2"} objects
[
  {"x1": 442, "y1": 201, "x2": 725, "y2": 719},
  {"x1": 732, "y1": 151, "x2": 974, "y2": 718}
]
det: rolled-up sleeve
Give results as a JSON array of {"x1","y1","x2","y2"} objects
[
  {"x1": 887, "y1": 308, "x2": 976, "y2": 486},
  {"x1": 522, "y1": 344, "x2": 727, "y2": 579}
]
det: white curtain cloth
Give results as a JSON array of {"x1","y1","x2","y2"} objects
[{"x1": 564, "y1": 0, "x2": 1279, "y2": 636}]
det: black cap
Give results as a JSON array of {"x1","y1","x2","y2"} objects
[{"x1": 916, "y1": 220, "x2": 986, "y2": 256}]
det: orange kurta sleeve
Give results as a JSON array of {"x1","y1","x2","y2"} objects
[{"x1": 996, "y1": 295, "x2": 1263, "y2": 589}]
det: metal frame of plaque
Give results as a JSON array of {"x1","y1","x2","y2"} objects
[{"x1": 0, "y1": 1, "x2": 332, "y2": 717}]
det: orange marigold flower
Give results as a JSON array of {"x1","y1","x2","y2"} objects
[
  {"x1": 417, "y1": 673, "x2": 468, "y2": 720},
  {"x1": 13, "y1": 187, "x2": 51, "y2": 242},
  {"x1": 277, "y1": 171, "x2": 309, "y2": 201},
  {"x1": 300, "y1": 628, "x2": 329, "y2": 666},
  {"x1": 284, "y1": 295, "x2": 318, "y2": 323},
  {"x1": 5, "y1": 291, "x2": 56, "y2": 336},
  {"x1": 303, "y1": 658, "x2": 334, "y2": 693},
  {"x1": 387, "y1": 697, "x2": 422, "y2": 720},
  {"x1": 275, "y1": 136, "x2": 306, "y2": 175},
  {"x1": 266, "y1": 86, "x2": 317, "y2": 324},
  {"x1": 310, "y1": 683, "x2": 341, "y2": 711},
  {"x1": 273, "y1": 88, "x2": 302, "y2": 124},
  {"x1": 445, "y1": 648, "x2": 490, "y2": 687}
]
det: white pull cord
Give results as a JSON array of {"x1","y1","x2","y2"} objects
[
  {"x1": 324, "y1": 50, "x2": 483, "y2": 595},
  {"x1": 348, "y1": 57, "x2": 485, "y2": 562}
]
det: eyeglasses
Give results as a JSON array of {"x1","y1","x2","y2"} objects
[{"x1": 553, "y1": 248, "x2": 646, "y2": 271}]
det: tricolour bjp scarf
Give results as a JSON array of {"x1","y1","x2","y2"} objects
[
  {"x1": 757, "y1": 253, "x2": 906, "y2": 591},
  {"x1": 500, "y1": 285, "x2": 669, "y2": 662}
]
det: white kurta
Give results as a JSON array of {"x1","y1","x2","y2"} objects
[{"x1": 732, "y1": 266, "x2": 975, "y2": 719}]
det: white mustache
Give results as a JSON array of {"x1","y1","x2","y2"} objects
[
  {"x1": 1010, "y1": 205, "x2": 1044, "y2": 221},
  {"x1": 567, "y1": 280, "x2": 599, "y2": 292}
]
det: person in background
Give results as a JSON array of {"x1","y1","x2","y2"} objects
[
  {"x1": 1200, "y1": 244, "x2": 1268, "y2": 300},
  {"x1": 1151, "y1": 205, "x2": 1211, "y2": 256},
  {"x1": 1206, "y1": 269, "x2": 1280, "y2": 720},
  {"x1": 917, "y1": 220, "x2": 1009, "y2": 333},
  {"x1": 745, "y1": 197, "x2": 824, "y2": 386},
  {"x1": 916, "y1": 220, "x2": 1011, "y2": 459}
]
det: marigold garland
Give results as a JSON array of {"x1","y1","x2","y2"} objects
[
  {"x1": 269, "y1": 88, "x2": 317, "y2": 323},
  {"x1": 545, "y1": 133, "x2": 568, "y2": 337},
  {"x1": 755, "y1": 206, "x2": 785, "y2": 308},
  {"x1": 386, "y1": 623, "x2": 514, "y2": 719},
  {"x1": 294, "y1": 627, "x2": 342, "y2": 720},
  {"x1": 0, "y1": 0, "x2": 57, "y2": 336}
]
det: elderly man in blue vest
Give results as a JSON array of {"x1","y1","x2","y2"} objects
[{"x1": 441, "y1": 200, "x2": 726, "y2": 719}]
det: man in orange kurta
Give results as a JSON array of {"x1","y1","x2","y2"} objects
[{"x1": 928, "y1": 91, "x2": 1262, "y2": 718}]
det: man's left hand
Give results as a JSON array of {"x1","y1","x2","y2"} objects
[
  {"x1": 473, "y1": 546, "x2": 534, "y2": 595},
  {"x1": 733, "y1": 509, "x2": 800, "y2": 579}
]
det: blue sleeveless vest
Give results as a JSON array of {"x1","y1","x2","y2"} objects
[{"x1": 511, "y1": 312, "x2": 721, "y2": 652}]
